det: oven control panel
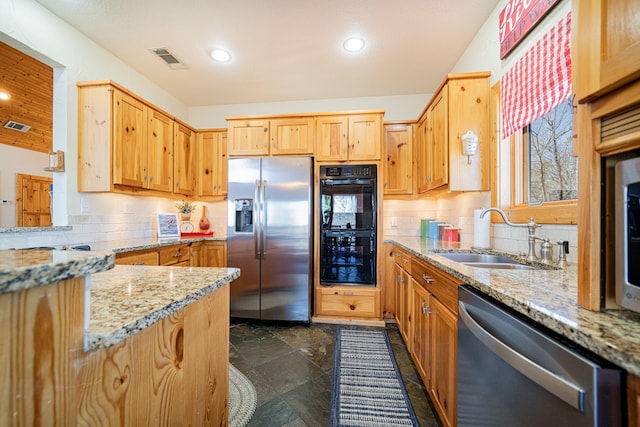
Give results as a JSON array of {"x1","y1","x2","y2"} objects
[{"x1": 320, "y1": 165, "x2": 376, "y2": 179}]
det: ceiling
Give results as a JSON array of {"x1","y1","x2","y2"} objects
[{"x1": 35, "y1": 0, "x2": 500, "y2": 107}]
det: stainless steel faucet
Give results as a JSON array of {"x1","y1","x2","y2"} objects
[{"x1": 479, "y1": 208, "x2": 542, "y2": 262}]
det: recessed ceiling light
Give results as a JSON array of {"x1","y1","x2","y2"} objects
[
  {"x1": 343, "y1": 37, "x2": 365, "y2": 53},
  {"x1": 210, "y1": 48, "x2": 232, "y2": 62},
  {"x1": 0, "y1": 92, "x2": 10, "y2": 101}
]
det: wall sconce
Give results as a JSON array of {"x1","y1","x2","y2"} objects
[
  {"x1": 44, "y1": 150, "x2": 65, "y2": 172},
  {"x1": 461, "y1": 130, "x2": 478, "y2": 165}
]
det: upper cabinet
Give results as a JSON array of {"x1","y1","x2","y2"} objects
[
  {"x1": 573, "y1": 0, "x2": 640, "y2": 103},
  {"x1": 227, "y1": 116, "x2": 314, "y2": 156},
  {"x1": 315, "y1": 112, "x2": 383, "y2": 162},
  {"x1": 77, "y1": 81, "x2": 195, "y2": 197},
  {"x1": 415, "y1": 72, "x2": 490, "y2": 193},
  {"x1": 383, "y1": 123, "x2": 414, "y2": 195},
  {"x1": 197, "y1": 129, "x2": 228, "y2": 199}
]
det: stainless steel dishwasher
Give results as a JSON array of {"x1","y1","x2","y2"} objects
[{"x1": 457, "y1": 286, "x2": 623, "y2": 427}]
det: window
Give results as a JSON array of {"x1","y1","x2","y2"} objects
[{"x1": 490, "y1": 83, "x2": 578, "y2": 225}]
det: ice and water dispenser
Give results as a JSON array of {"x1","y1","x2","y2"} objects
[{"x1": 234, "y1": 199, "x2": 253, "y2": 233}]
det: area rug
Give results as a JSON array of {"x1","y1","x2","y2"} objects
[
  {"x1": 330, "y1": 328, "x2": 419, "y2": 427},
  {"x1": 229, "y1": 364, "x2": 257, "y2": 427}
]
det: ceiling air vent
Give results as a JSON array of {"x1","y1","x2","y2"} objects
[
  {"x1": 4, "y1": 120, "x2": 31, "y2": 133},
  {"x1": 149, "y1": 47, "x2": 187, "y2": 70}
]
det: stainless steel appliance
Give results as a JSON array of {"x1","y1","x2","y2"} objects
[
  {"x1": 319, "y1": 164, "x2": 376, "y2": 286},
  {"x1": 458, "y1": 286, "x2": 623, "y2": 427},
  {"x1": 615, "y1": 156, "x2": 640, "y2": 312},
  {"x1": 227, "y1": 157, "x2": 313, "y2": 322}
]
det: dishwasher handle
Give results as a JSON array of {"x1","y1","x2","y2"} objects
[{"x1": 459, "y1": 300, "x2": 585, "y2": 412}]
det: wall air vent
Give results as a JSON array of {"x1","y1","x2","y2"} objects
[
  {"x1": 148, "y1": 47, "x2": 187, "y2": 70},
  {"x1": 4, "y1": 120, "x2": 31, "y2": 133}
]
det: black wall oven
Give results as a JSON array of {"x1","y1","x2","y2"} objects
[{"x1": 319, "y1": 165, "x2": 376, "y2": 286}]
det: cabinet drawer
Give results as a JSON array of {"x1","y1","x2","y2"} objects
[
  {"x1": 159, "y1": 244, "x2": 190, "y2": 265},
  {"x1": 115, "y1": 251, "x2": 159, "y2": 266},
  {"x1": 393, "y1": 248, "x2": 412, "y2": 272},
  {"x1": 411, "y1": 258, "x2": 460, "y2": 313},
  {"x1": 317, "y1": 288, "x2": 378, "y2": 318}
]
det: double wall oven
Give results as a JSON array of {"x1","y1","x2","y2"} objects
[{"x1": 319, "y1": 165, "x2": 377, "y2": 286}]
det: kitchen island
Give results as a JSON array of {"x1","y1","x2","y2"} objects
[{"x1": 0, "y1": 249, "x2": 239, "y2": 426}]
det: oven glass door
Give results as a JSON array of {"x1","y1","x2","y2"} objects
[{"x1": 320, "y1": 178, "x2": 376, "y2": 286}]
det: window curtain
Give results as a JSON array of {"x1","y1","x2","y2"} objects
[{"x1": 501, "y1": 11, "x2": 572, "y2": 139}]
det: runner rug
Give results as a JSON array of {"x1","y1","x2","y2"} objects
[
  {"x1": 229, "y1": 364, "x2": 257, "y2": 427},
  {"x1": 330, "y1": 328, "x2": 419, "y2": 427}
]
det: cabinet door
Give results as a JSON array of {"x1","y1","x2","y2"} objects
[
  {"x1": 574, "y1": 0, "x2": 640, "y2": 101},
  {"x1": 190, "y1": 242, "x2": 203, "y2": 267},
  {"x1": 315, "y1": 116, "x2": 348, "y2": 161},
  {"x1": 412, "y1": 281, "x2": 430, "y2": 385},
  {"x1": 113, "y1": 90, "x2": 147, "y2": 188},
  {"x1": 204, "y1": 242, "x2": 227, "y2": 267},
  {"x1": 197, "y1": 130, "x2": 227, "y2": 198},
  {"x1": 174, "y1": 123, "x2": 195, "y2": 196},
  {"x1": 228, "y1": 120, "x2": 269, "y2": 156},
  {"x1": 430, "y1": 297, "x2": 457, "y2": 427},
  {"x1": 348, "y1": 114, "x2": 382, "y2": 161},
  {"x1": 384, "y1": 123, "x2": 413, "y2": 194},
  {"x1": 427, "y1": 90, "x2": 448, "y2": 190},
  {"x1": 415, "y1": 120, "x2": 429, "y2": 193},
  {"x1": 147, "y1": 109, "x2": 174, "y2": 192},
  {"x1": 270, "y1": 117, "x2": 314, "y2": 155},
  {"x1": 394, "y1": 264, "x2": 412, "y2": 345}
]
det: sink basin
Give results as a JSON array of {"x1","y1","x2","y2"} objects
[{"x1": 435, "y1": 252, "x2": 539, "y2": 270}]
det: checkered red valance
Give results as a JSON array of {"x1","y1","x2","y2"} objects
[{"x1": 501, "y1": 11, "x2": 572, "y2": 138}]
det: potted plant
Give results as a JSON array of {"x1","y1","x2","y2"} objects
[{"x1": 175, "y1": 200, "x2": 197, "y2": 221}]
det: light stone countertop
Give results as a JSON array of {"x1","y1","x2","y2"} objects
[
  {"x1": 388, "y1": 236, "x2": 640, "y2": 376},
  {"x1": 87, "y1": 236, "x2": 226, "y2": 253},
  {"x1": 86, "y1": 265, "x2": 240, "y2": 349}
]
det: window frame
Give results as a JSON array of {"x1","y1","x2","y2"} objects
[{"x1": 490, "y1": 82, "x2": 577, "y2": 225}]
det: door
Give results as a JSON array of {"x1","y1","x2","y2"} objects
[
  {"x1": 113, "y1": 90, "x2": 147, "y2": 188},
  {"x1": 227, "y1": 158, "x2": 261, "y2": 319},
  {"x1": 260, "y1": 157, "x2": 312, "y2": 321},
  {"x1": 16, "y1": 173, "x2": 52, "y2": 227}
]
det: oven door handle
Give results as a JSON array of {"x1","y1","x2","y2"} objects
[{"x1": 459, "y1": 300, "x2": 585, "y2": 412}]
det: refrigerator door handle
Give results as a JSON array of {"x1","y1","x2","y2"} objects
[
  {"x1": 260, "y1": 180, "x2": 267, "y2": 258},
  {"x1": 254, "y1": 179, "x2": 261, "y2": 259}
]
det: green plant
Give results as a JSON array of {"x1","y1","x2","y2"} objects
[{"x1": 175, "y1": 200, "x2": 197, "y2": 214}]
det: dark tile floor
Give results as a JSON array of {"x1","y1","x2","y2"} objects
[{"x1": 229, "y1": 320, "x2": 443, "y2": 427}]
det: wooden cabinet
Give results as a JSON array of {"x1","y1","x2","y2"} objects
[
  {"x1": 189, "y1": 241, "x2": 203, "y2": 267},
  {"x1": 227, "y1": 119, "x2": 270, "y2": 156},
  {"x1": 415, "y1": 72, "x2": 490, "y2": 193},
  {"x1": 270, "y1": 117, "x2": 314, "y2": 155},
  {"x1": 383, "y1": 123, "x2": 414, "y2": 195},
  {"x1": 78, "y1": 81, "x2": 195, "y2": 197},
  {"x1": 391, "y1": 245, "x2": 459, "y2": 427},
  {"x1": 115, "y1": 250, "x2": 159, "y2": 266},
  {"x1": 203, "y1": 241, "x2": 227, "y2": 267},
  {"x1": 197, "y1": 129, "x2": 228, "y2": 199},
  {"x1": 173, "y1": 123, "x2": 195, "y2": 196},
  {"x1": 315, "y1": 287, "x2": 379, "y2": 319},
  {"x1": 574, "y1": 0, "x2": 640, "y2": 102},
  {"x1": 316, "y1": 113, "x2": 383, "y2": 161}
]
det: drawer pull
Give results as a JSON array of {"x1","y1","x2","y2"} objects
[
  {"x1": 132, "y1": 261, "x2": 145, "y2": 265},
  {"x1": 173, "y1": 252, "x2": 182, "y2": 258},
  {"x1": 402, "y1": 258, "x2": 409, "y2": 264},
  {"x1": 422, "y1": 302, "x2": 432, "y2": 315},
  {"x1": 422, "y1": 274, "x2": 434, "y2": 283}
]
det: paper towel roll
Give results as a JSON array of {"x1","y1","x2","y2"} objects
[{"x1": 473, "y1": 208, "x2": 490, "y2": 249}]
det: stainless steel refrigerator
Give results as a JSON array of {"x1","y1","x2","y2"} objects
[{"x1": 227, "y1": 156, "x2": 313, "y2": 322}]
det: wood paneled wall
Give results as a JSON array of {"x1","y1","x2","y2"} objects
[{"x1": 0, "y1": 42, "x2": 53, "y2": 153}]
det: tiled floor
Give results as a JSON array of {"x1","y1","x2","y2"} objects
[{"x1": 229, "y1": 320, "x2": 443, "y2": 427}]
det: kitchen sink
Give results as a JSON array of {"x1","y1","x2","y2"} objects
[{"x1": 435, "y1": 252, "x2": 540, "y2": 270}]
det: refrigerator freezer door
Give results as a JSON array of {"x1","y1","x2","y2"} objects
[
  {"x1": 260, "y1": 157, "x2": 312, "y2": 321},
  {"x1": 228, "y1": 158, "x2": 262, "y2": 319}
]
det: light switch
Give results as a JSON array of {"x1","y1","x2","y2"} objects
[
  {"x1": 391, "y1": 217, "x2": 398, "y2": 227},
  {"x1": 80, "y1": 198, "x2": 90, "y2": 213}
]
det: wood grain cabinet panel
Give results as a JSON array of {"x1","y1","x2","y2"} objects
[
  {"x1": 316, "y1": 113, "x2": 383, "y2": 162},
  {"x1": 115, "y1": 250, "x2": 160, "y2": 266},
  {"x1": 113, "y1": 90, "x2": 148, "y2": 189},
  {"x1": 383, "y1": 123, "x2": 414, "y2": 195},
  {"x1": 174, "y1": 123, "x2": 195, "y2": 196},
  {"x1": 316, "y1": 287, "x2": 378, "y2": 318},
  {"x1": 147, "y1": 109, "x2": 174, "y2": 193},
  {"x1": 197, "y1": 130, "x2": 227, "y2": 199},
  {"x1": 270, "y1": 117, "x2": 314, "y2": 155},
  {"x1": 227, "y1": 119, "x2": 270, "y2": 156}
]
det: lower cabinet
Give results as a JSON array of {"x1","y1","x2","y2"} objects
[
  {"x1": 315, "y1": 287, "x2": 379, "y2": 319},
  {"x1": 203, "y1": 241, "x2": 227, "y2": 267},
  {"x1": 392, "y1": 245, "x2": 458, "y2": 427},
  {"x1": 116, "y1": 241, "x2": 226, "y2": 267}
]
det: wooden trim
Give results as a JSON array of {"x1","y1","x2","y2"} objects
[{"x1": 225, "y1": 109, "x2": 386, "y2": 121}]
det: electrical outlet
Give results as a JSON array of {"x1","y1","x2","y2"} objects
[
  {"x1": 80, "y1": 198, "x2": 90, "y2": 213},
  {"x1": 391, "y1": 217, "x2": 398, "y2": 227},
  {"x1": 123, "y1": 201, "x2": 134, "y2": 214},
  {"x1": 0, "y1": 199, "x2": 10, "y2": 205}
]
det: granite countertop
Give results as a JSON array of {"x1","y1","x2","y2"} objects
[
  {"x1": 388, "y1": 236, "x2": 640, "y2": 377},
  {"x1": 86, "y1": 265, "x2": 240, "y2": 350},
  {"x1": 88, "y1": 236, "x2": 226, "y2": 253},
  {"x1": 0, "y1": 249, "x2": 114, "y2": 293}
]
